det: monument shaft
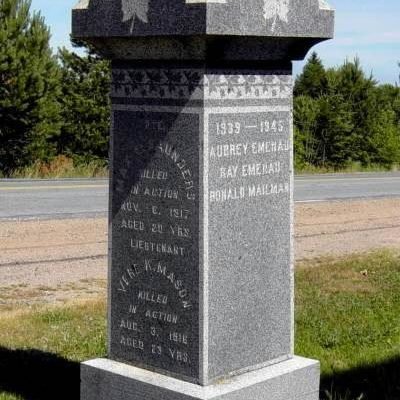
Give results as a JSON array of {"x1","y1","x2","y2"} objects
[{"x1": 109, "y1": 63, "x2": 293, "y2": 385}]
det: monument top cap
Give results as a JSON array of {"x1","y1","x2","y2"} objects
[
  {"x1": 73, "y1": 0, "x2": 333, "y2": 38},
  {"x1": 72, "y1": 0, "x2": 334, "y2": 60}
]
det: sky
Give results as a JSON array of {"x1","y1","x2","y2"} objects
[{"x1": 31, "y1": 0, "x2": 400, "y2": 85}]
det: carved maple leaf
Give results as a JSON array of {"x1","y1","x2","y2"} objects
[
  {"x1": 121, "y1": 0, "x2": 149, "y2": 32},
  {"x1": 263, "y1": 0, "x2": 290, "y2": 32}
]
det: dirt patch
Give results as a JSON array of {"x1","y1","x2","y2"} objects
[
  {"x1": 296, "y1": 198, "x2": 400, "y2": 260},
  {"x1": 0, "y1": 218, "x2": 108, "y2": 309},
  {"x1": 1, "y1": 198, "x2": 399, "y2": 307}
]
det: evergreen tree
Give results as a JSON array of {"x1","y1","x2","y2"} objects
[
  {"x1": 368, "y1": 108, "x2": 400, "y2": 166},
  {"x1": 0, "y1": 0, "x2": 61, "y2": 175},
  {"x1": 294, "y1": 57, "x2": 400, "y2": 170},
  {"x1": 375, "y1": 84, "x2": 400, "y2": 127},
  {"x1": 333, "y1": 58, "x2": 377, "y2": 164},
  {"x1": 314, "y1": 93, "x2": 354, "y2": 167},
  {"x1": 294, "y1": 52, "x2": 328, "y2": 98},
  {"x1": 293, "y1": 95, "x2": 319, "y2": 168},
  {"x1": 57, "y1": 47, "x2": 110, "y2": 164}
]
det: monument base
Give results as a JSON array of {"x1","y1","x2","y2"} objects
[{"x1": 81, "y1": 357, "x2": 320, "y2": 400}]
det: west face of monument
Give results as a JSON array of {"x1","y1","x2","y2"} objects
[{"x1": 109, "y1": 95, "x2": 201, "y2": 381}]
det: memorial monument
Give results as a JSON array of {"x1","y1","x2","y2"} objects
[{"x1": 72, "y1": 1, "x2": 334, "y2": 399}]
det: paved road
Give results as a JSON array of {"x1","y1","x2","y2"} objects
[
  {"x1": 1, "y1": 173, "x2": 400, "y2": 219},
  {"x1": 0, "y1": 179, "x2": 108, "y2": 220},
  {"x1": 295, "y1": 172, "x2": 400, "y2": 203}
]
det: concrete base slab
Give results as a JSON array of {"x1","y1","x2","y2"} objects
[{"x1": 81, "y1": 356, "x2": 320, "y2": 400}]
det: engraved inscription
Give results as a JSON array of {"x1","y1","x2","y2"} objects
[
  {"x1": 209, "y1": 112, "x2": 291, "y2": 204},
  {"x1": 110, "y1": 111, "x2": 199, "y2": 379}
]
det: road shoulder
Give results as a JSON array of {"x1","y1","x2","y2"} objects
[{"x1": 1, "y1": 198, "x2": 400, "y2": 308}]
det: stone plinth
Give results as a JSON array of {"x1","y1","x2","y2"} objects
[
  {"x1": 72, "y1": 0, "x2": 334, "y2": 399},
  {"x1": 81, "y1": 357, "x2": 319, "y2": 400}
]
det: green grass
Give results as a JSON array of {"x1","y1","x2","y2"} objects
[
  {"x1": 295, "y1": 162, "x2": 400, "y2": 175},
  {"x1": 0, "y1": 300, "x2": 106, "y2": 400},
  {"x1": 0, "y1": 299, "x2": 106, "y2": 362},
  {"x1": 0, "y1": 394, "x2": 22, "y2": 400},
  {"x1": 4, "y1": 158, "x2": 398, "y2": 179},
  {"x1": 7, "y1": 155, "x2": 108, "y2": 179},
  {"x1": 296, "y1": 250, "x2": 400, "y2": 399},
  {"x1": 0, "y1": 251, "x2": 399, "y2": 399}
]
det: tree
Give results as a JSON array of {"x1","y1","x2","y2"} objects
[
  {"x1": 294, "y1": 56, "x2": 400, "y2": 170},
  {"x1": 375, "y1": 84, "x2": 400, "y2": 128},
  {"x1": 313, "y1": 93, "x2": 354, "y2": 167},
  {"x1": 334, "y1": 59, "x2": 399, "y2": 166},
  {"x1": 294, "y1": 52, "x2": 328, "y2": 98},
  {"x1": 0, "y1": 0, "x2": 61, "y2": 175},
  {"x1": 368, "y1": 108, "x2": 400, "y2": 166},
  {"x1": 293, "y1": 95, "x2": 319, "y2": 168},
  {"x1": 57, "y1": 47, "x2": 110, "y2": 164}
]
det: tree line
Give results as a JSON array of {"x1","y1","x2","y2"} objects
[
  {"x1": 1, "y1": 0, "x2": 399, "y2": 176},
  {"x1": 294, "y1": 53, "x2": 400, "y2": 170},
  {"x1": 0, "y1": 0, "x2": 110, "y2": 176}
]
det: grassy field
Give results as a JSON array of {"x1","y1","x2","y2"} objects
[
  {"x1": 295, "y1": 162, "x2": 400, "y2": 175},
  {"x1": 3, "y1": 158, "x2": 399, "y2": 180},
  {"x1": 296, "y1": 251, "x2": 400, "y2": 399},
  {"x1": 0, "y1": 251, "x2": 399, "y2": 400},
  {"x1": 4, "y1": 156, "x2": 108, "y2": 179},
  {"x1": 0, "y1": 299, "x2": 106, "y2": 400}
]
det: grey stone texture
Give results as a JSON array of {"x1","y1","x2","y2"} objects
[
  {"x1": 73, "y1": 0, "x2": 333, "y2": 37},
  {"x1": 72, "y1": 0, "x2": 334, "y2": 60},
  {"x1": 72, "y1": 0, "x2": 334, "y2": 398},
  {"x1": 108, "y1": 64, "x2": 294, "y2": 385},
  {"x1": 81, "y1": 356, "x2": 320, "y2": 400}
]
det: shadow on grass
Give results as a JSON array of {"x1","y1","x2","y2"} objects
[
  {"x1": 0, "y1": 346, "x2": 399, "y2": 400},
  {"x1": 0, "y1": 347, "x2": 80, "y2": 400},
  {"x1": 320, "y1": 356, "x2": 400, "y2": 400}
]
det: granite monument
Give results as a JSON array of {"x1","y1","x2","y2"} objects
[{"x1": 72, "y1": 0, "x2": 334, "y2": 399}]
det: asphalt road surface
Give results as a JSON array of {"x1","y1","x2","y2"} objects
[
  {"x1": 0, "y1": 179, "x2": 108, "y2": 220},
  {"x1": 295, "y1": 172, "x2": 400, "y2": 202},
  {"x1": 1, "y1": 173, "x2": 400, "y2": 220}
]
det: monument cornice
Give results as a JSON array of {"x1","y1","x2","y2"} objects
[{"x1": 72, "y1": 0, "x2": 334, "y2": 61}]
